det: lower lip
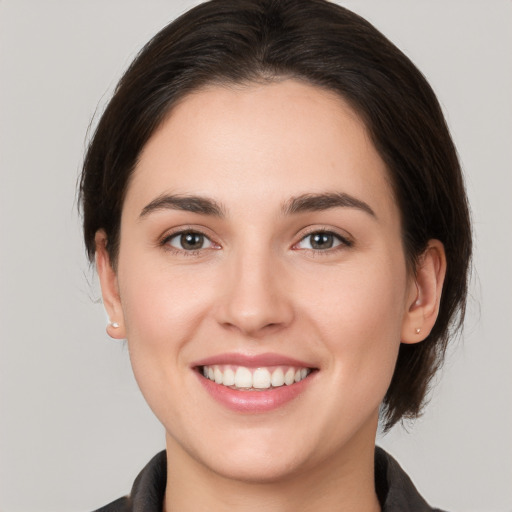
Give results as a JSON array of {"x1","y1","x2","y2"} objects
[{"x1": 196, "y1": 371, "x2": 315, "y2": 413}]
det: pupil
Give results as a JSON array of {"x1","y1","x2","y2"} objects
[
  {"x1": 311, "y1": 233, "x2": 333, "y2": 249},
  {"x1": 181, "y1": 233, "x2": 203, "y2": 250}
]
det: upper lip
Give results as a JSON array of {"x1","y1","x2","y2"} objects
[{"x1": 191, "y1": 352, "x2": 316, "y2": 369}]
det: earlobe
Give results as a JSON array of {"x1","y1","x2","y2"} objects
[
  {"x1": 401, "y1": 239, "x2": 447, "y2": 344},
  {"x1": 95, "y1": 230, "x2": 126, "y2": 339}
]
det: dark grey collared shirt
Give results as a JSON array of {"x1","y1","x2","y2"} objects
[{"x1": 94, "y1": 447, "x2": 446, "y2": 511}]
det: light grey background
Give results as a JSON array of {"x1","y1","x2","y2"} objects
[{"x1": 0, "y1": 1, "x2": 511, "y2": 511}]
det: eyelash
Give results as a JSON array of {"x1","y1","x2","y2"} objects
[
  {"x1": 160, "y1": 228, "x2": 219, "y2": 256},
  {"x1": 293, "y1": 228, "x2": 353, "y2": 254},
  {"x1": 160, "y1": 228, "x2": 353, "y2": 256}
]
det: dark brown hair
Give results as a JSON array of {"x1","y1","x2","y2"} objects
[{"x1": 80, "y1": 0, "x2": 472, "y2": 430}]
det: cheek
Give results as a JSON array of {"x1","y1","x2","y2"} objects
[
  {"x1": 301, "y1": 255, "x2": 408, "y2": 396},
  {"x1": 116, "y1": 258, "x2": 218, "y2": 425},
  {"x1": 119, "y1": 261, "x2": 215, "y2": 350},
  {"x1": 115, "y1": 247, "x2": 217, "y2": 398}
]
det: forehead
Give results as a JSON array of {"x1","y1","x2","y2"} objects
[{"x1": 125, "y1": 80, "x2": 397, "y2": 223}]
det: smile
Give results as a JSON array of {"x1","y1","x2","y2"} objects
[
  {"x1": 200, "y1": 365, "x2": 312, "y2": 390},
  {"x1": 193, "y1": 353, "x2": 317, "y2": 412}
]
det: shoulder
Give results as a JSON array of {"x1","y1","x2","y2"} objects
[
  {"x1": 376, "y1": 446, "x2": 448, "y2": 512},
  {"x1": 91, "y1": 451, "x2": 166, "y2": 512},
  {"x1": 93, "y1": 496, "x2": 131, "y2": 512}
]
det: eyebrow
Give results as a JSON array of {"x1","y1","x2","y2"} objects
[
  {"x1": 139, "y1": 191, "x2": 376, "y2": 220},
  {"x1": 282, "y1": 192, "x2": 376, "y2": 217},
  {"x1": 139, "y1": 194, "x2": 226, "y2": 219}
]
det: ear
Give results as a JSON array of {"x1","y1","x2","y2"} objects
[
  {"x1": 401, "y1": 239, "x2": 447, "y2": 344},
  {"x1": 95, "y1": 230, "x2": 126, "y2": 339}
]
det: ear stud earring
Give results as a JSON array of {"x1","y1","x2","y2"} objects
[
  {"x1": 415, "y1": 328, "x2": 421, "y2": 334},
  {"x1": 110, "y1": 322, "x2": 120, "y2": 329}
]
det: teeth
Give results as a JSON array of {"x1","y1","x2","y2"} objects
[
  {"x1": 214, "y1": 367, "x2": 223, "y2": 384},
  {"x1": 271, "y1": 368, "x2": 284, "y2": 387},
  {"x1": 253, "y1": 368, "x2": 271, "y2": 389},
  {"x1": 284, "y1": 368, "x2": 295, "y2": 385},
  {"x1": 223, "y1": 368, "x2": 235, "y2": 386},
  {"x1": 201, "y1": 364, "x2": 312, "y2": 390},
  {"x1": 235, "y1": 367, "x2": 252, "y2": 388}
]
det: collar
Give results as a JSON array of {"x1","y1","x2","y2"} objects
[{"x1": 94, "y1": 447, "x2": 444, "y2": 511}]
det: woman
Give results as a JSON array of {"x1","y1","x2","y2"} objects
[{"x1": 80, "y1": 0, "x2": 471, "y2": 510}]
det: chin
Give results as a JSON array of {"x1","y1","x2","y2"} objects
[
  {"x1": 202, "y1": 448, "x2": 310, "y2": 484},
  {"x1": 165, "y1": 419, "x2": 318, "y2": 484}
]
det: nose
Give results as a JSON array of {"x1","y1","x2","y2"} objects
[{"x1": 215, "y1": 248, "x2": 294, "y2": 338}]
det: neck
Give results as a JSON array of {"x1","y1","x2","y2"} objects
[{"x1": 163, "y1": 429, "x2": 381, "y2": 512}]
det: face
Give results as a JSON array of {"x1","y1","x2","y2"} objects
[{"x1": 100, "y1": 80, "x2": 420, "y2": 482}]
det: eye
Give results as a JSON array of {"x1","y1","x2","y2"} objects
[
  {"x1": 295, "y1": 231, "x2": 350, "y2": 251},
  {"x1": 166, "y1": 231, "x2": 215, "y2": 251}
]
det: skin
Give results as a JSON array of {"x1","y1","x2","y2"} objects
[{"x1": 96, "y1": 80, "x2": 446, "y2": 512}]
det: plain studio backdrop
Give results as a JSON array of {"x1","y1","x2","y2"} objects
[{"x1": 0, "y1": 1, "x2": 511, "y2": 511}]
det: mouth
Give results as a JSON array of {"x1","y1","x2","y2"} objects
[
  {"x1": 192, "y1": 353, "x2": 318, "y2": 412},
  {"x1": 198, "y1": 364, "x2": 313, "y2": 391}
]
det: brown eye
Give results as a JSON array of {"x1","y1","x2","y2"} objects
[{"x1": 167, "y1": 231, "x2": 213, "y2": 251}]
